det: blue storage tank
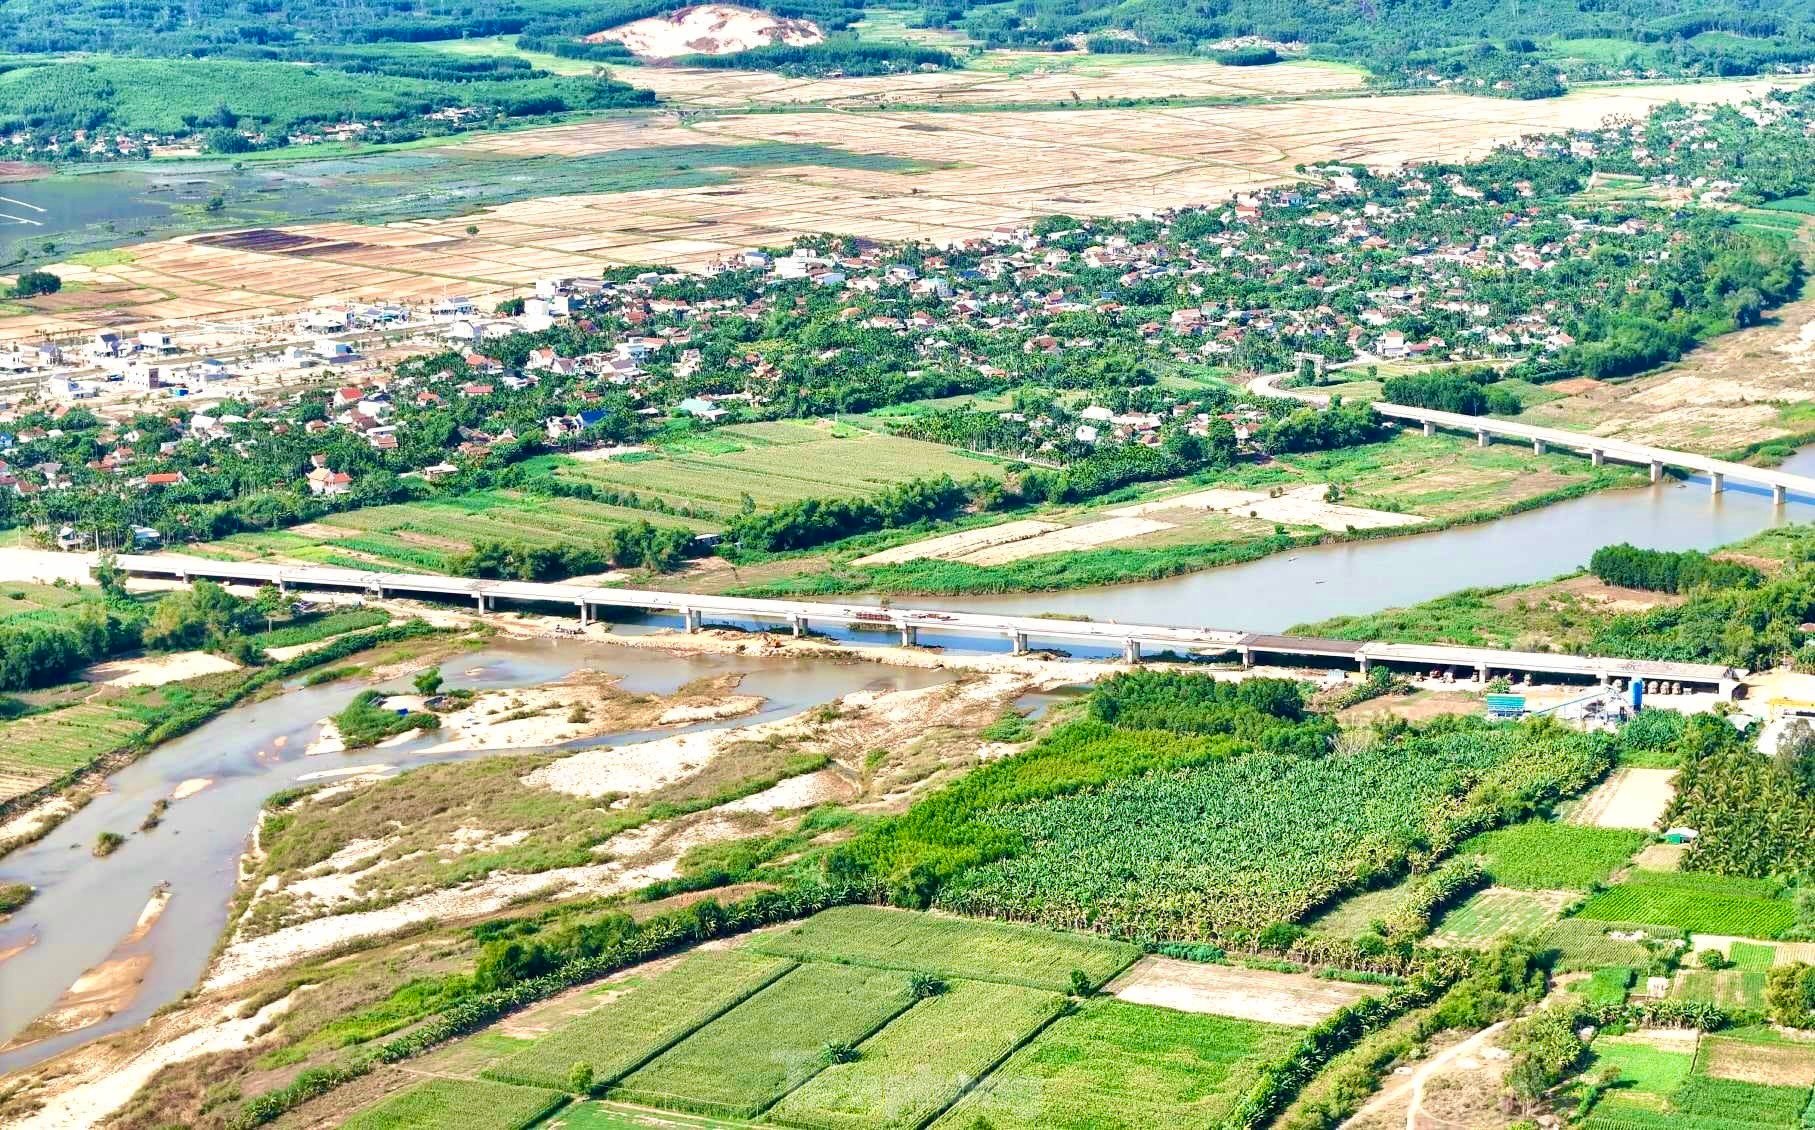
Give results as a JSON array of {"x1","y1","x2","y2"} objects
[{"x1": 1630, "y1": 680, "x2": 1644, "y2": 710}]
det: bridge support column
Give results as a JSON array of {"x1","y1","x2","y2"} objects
[
  {"x1": 791, "y1": 615, "x2": 806, "y2": 638},
  {"x1": 1238, "y1": 646, "x2": 1252, "y2": 668},
  {"x1": 1649, "y1": 461, "x2": 1662, "y2": 483},
  {"x1": 1591, "y1": 449, "x2": 1605, "y2": 467},
  {"x1": 1476, "y1": 429, "x2": 1490, "y2": 448},
  {"x1": 1476, "y1": 663, "x2": 1489, "y2": 683},
  {"x1": 1774, "y1": 484, "x2": 1788, "y2": 506},
  {"x1": 1710, "y1": 472, "x2": 1724, "y2": 495},
  {"x1": 1532, "y1": 439, "x2": 1546, "y2": 455},
  {"x1": 474, "y1": 593, "x2": 487, "y2": 612},
  {"x1": 1123, "y1": 639, "x2": 1142, "y2": 664},
  {"x1": 276, "y1": 578, "x2": 287, "y2": 594},
  {"x1": 899, "y1": 624, "x2": 917, "y2": 647},
  {"x1": 683, "y1": 607, "x2": 700, "y2": 633},
  {"x1": 1422, "y1": 421, "x2": 1435, "y2": 437},
  {"x1": 577, "y1": 601, "x2": 589, "y2": 626},
  {"x1": 1010, "y1": 631, "x2": 1028, "y2": 656}
]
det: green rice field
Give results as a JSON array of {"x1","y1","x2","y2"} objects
[
  {"x1": 203, "y1": 490, "x2": 717, "y2": 573},
  {"x1": 613, "y1": 962, "x2": 916, "y2": 1119},
  {"x1": 1455, "y1": 822, "x2": 1645, "y2": 889},
  {"x1": 930, "y1": 998, "x2": 1297, "y2": 1129},
  {"x1": 1575, "y1": 871, "x2": 1797, "y2": 939},
  {"x1": 767, "y1": 979, "x2": 1068, "y2": 1129},
  {"x1": 1432, "y1": 888, "x2": 1574, "y2": 946},
  {"x1": 341, "y1": 1078, "x2": 566, "y2": 1130},
  {"x1": 553, "y1": 422, "x2": 1008, "y2": 522},
  {"x1": 484, "y1": 951, "x2": 795, "y2": 1091},
  {"x1": 746, "y1": 906, "x2": 1139, "y2": 993}
]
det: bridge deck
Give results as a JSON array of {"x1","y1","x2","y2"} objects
[{"x1": 114, "y1": 555, "x2": 1740, "y2": 690}]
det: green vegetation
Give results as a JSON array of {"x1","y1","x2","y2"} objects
[
  {"x1": 1584, "y1": 1036, "x2": 1694, "y2": 1097},
  {"x1": 329, "y1": 689, "x2": 441, "y2": 749},
  {"x1": 768, "y1": 978, "x2": 1068, "y2": 1129},
  {"x1": 746, "y1": 905, "x2": 1138, "y2": 993},
  {"x1": 1590, "y1": 544, "x2": 1762, "y2": 595},
  {"x1": 482, "y1": 951, "x2": 794, "y2": 1091},
  {"x1": 1582, "y1": 965, "x2": 1635, "y2": 1007},
  {"x1": 1455, "y1": 822, "x2": 1645, "y2": 890},
  {"x1": 676, "y1": 38, "x2": 957, "y2": 76},
  {"x1": 1431, "y1": 888, "x2": 1572, "y2": 946},
  {"x1": 933, "y1": 998, "x2": 1297, "y2": 1129},
  {"x1": 1540, "y1": 918, "x2": 1687, "y2": 973},
  {"x1": 248, "y1": 608, "x2": 390, "y2": 649},
  {"x1": 613, "y1": 963, "x2": 915, "y2": 1119},
  {"x1": 340, "y1": 1078, "x2": 565, "y2": 1130},
  {"x1": 1575, "y1": 870, "x2": 1798, "y2": 938},
  {"x1": 0, "y1": 881, "x2": 33, "y2": 913}
]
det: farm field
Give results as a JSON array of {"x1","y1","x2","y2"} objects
[
  {"x1": 613, "y1": 962, "x2": 915, "y2": 1118},
  {"x1": 24, "y1": 76, "x2": 1799, "y2": 347},
  {"x1": 765, "y1": 978, "x2": 1068, "y2": 1130},
  {"x1": 1454, "y1": 821, "x2": 1645, "y2": 889},
  {"x1": 197, "y1": 489, "x2": 718, "y2": 573},
  {"x1": 1540, "y1": 917, "x2": 1687, "y2": 972},
  {"x1": 552, "y1": 422, "x2": 1009, "y2": 522},
  {"x1": 745, "y1": 905, "x2": 1139, "y2": 992},
  {"x1": 935, "y1": 723, "x2": 1608, "y2": 939},
  {"x1": 1107, "y1": 955, "x2": 1381, "y2": 1026},
  {"x1": 1575, "y1": 870, "x2": 1799, "y2": 938},
  {"x1": 341, "y1": 1078, "x2": 566, "y2": 1130},
  {"x1": 1430, "y1": 887, "x2": 1577, "y2": 947},
  {"x1": 484, "y1": 950, "x2": 796, "y2": 1091},
  {"x1": 930, "y1": 998, "x2": 1297, "y2": 1129}
]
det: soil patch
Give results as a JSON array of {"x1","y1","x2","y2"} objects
[
  {"x1": 1107, "y1": 955, "x2": 1378, "y2": 1026},
  {"x1": 1570, "y1": 767, "x2": 1677, "y2": 830}
]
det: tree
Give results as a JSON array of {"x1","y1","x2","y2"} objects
[
  {"x1": 566, "y1": 1061, "x2": 594, "y2": 1094},
  {"x1": 10, "y1": 270, "x2": 60, "y2": 298},
  {"x1": 413, "y1": 667, "x2": 443, "y2": 696},
  {"x1": 1765, "y1": 963, "x2": 1815, "y2": 1028}
]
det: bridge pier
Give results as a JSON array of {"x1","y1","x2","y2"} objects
[
  {"x1": 1476, "y1": 663, "x2": 1489, "y2": 683},
  {"x1": 1475, "y1": 429, "x2": 1489, "y2": 448},
  {"x1": 1710, "y1": 472, "x2": 1724, "y2": 496},
  {"x1": 577, "y1": 601, "x2": 589, "y2": 626},
  {"x1": 1532, "y1": 439, "x2": 1546, "y2": 455},
  {"x1": 791, "y1": 615, "x2": 806, "y2": 638},
  {"x1": 1358, "y1": 655, "x2": 1371, "y2": 675},
  {"x1": 900, "y1": 624, "x2": 918, "y2": 647},
  {"x1": 1123, "y1": 639, "x2": 1142, "y2": 664},
  {"x1": 1649, "y1": 461, "x2": 1662, "y2": 483},
  {"x1": 474, "y1": 593, "x2": 487, "y2": 612},
  {"x1": 1238, "y1": 646, "x2": 1253, "y2": 668},
  {"x1": 1422, "y1": 421, "x2": 1435, "y2": 437},
  {"x1": 1591, "y1": 449, "x2": 1605, "y2": 468},
  {"x1": 276, "y1": 578, "x2": 287, "y2": 594},
  {"x1": 1774, "y1": 484, "x2": 1788, "y2": 506},
  {"x1": 1010, "y1": 630, "x2": 1028, "y2": 655},
  {"x1": 683, "y1": 607, "x2": 700, "y2": 633}
]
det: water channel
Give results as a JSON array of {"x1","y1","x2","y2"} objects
[{"x1": 1, "y1": 447, "x2": 1811, "y2": 1073}]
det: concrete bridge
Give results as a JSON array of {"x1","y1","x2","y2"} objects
[
  {"x1": 113, "y1": 555, "x2": 1744, "y2": 696},
  {"x1": 1250, "y1": 372, "x2": 1815, "y2": 503}
]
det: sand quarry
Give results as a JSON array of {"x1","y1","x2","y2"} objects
[
  {"x1": 587, "y1": 4, "x2": 824, "y2": 59},
  {"x1": 20, "y1": 75, "x2": 1801, "y2": 348}
]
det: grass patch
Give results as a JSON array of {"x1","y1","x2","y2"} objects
[
  {"x1": 1576, "y1": 871, "x2": 1797, "y2": 939},
  {"x1": 1456, "y1": 822, "x2": 1644, "y2": 889},
  {"x1": 930, "y1": 998, "x2": 1297, "y2": 1129},
  {"x1": 249, "y1": 608, "x2": 390, "y2": 649},
  {"x1": 613, "y1": 962, "x2": 916, "y2": 1119},
  {"x1": 745, "y1": 906, "x2": 1139, "y2": 994},
  {"x1": 342, "y1": 1078, "x2": 565, "y2": 1130},
  {"x1": 767, "y1": 979, "x2": 1069, "y2": 1129},
  {"x1": 483, "y1": 951, "x2": 794, "y2": 1090},
  {"x1": 1587, "y1": 1037, "x2": 1694, "y2": 1096}
]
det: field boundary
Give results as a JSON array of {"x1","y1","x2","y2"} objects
[{"x1": 904, "y1": 993, "x2": 1076, "y2": 1130}]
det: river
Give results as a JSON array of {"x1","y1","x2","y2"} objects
[
  {"x1": 936, "y1": 454, "x2": 1815, "y2": 632},
  {"x1": 0, "y1": 446, "x2": 1810, "y2": 1073},
  {"x1": 0, "y1": 639, "x2": 947, "y2": 1071}
]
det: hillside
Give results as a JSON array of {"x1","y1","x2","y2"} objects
[{"x1": 585, "y1": 3, "x2": 825, "y2": 57}]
